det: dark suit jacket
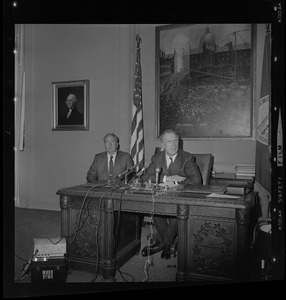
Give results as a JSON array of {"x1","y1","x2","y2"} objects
[
  {"x1": 86, "y1": 150, "x2": 134, "y2": 183},
  {"x1": 60, "y1": 107, "x2": 84, "y2": 125},
  {"x1": 142, "y1": 149, "x2": 202, "y2": 185}
]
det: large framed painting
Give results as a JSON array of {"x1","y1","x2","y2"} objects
[
  {"x1": 52, "y1": 79, "x2": 90, "y2": 131},
  {"x1": 155, "y1": 24, "x2": 256, "y2": 139}
]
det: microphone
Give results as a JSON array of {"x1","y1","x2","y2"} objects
[
  {"x1": 136, "y1": 167, "x2": 146, "y2": 178},
  {"x1": 117, "y1": 162, "x2": 141, "y2": 178},
  {"x1": 128, "y1": 167, "x2": 146, "y2": 185},
  {"x1": 155, "y1": 167, "x2": 161, "y2": 186}
]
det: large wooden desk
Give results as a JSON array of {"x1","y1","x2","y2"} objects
[{"x1": 57, "y1": 183, "x2": 254, "y2": 282}]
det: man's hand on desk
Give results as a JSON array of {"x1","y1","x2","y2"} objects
[{"x1": 165, "y1": 175, "x2": 186, "y2": 182}]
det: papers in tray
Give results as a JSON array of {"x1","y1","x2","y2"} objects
[
  {"x1": 183, "y1": 184, "x2": 227, "y2": 195},
  {"x1": 82, "y1": 181, "x2": 125, "y2": 188},
  {"x1": 158, "y1": 182, "x2": 179, "y2": 188},
  {"x1": 207, "y1": 193, "x2": 240, "y2": 199},
  {"x1": 83, "y1": 181, "x2": 108, "y2": 188},
  {"x1": 226, "y1": 186, "x2": 245, "y2": 195}
]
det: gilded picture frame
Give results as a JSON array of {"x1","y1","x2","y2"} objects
[
  {"x1": 155, "y1": 24, "x2": 256, "y2": 139},
  {"x1": 52, "y1": 79, "x2": 90, "y2": 131}
]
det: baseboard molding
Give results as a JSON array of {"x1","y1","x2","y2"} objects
[{"x1": 23, "y1": 201, "x2": 61, "y2": 211}]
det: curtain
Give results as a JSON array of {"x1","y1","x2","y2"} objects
[
  {"x1": 15, "y1": 24, "x2": 26, "y2": 151},
  {"x1": 14, "y1": 24, "x2": 26, "y2": 206}
]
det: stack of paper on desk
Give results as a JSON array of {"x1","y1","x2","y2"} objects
[
  {"x1": 207, "y1": 193, "x2": 240, "y2": 199},
  {"x1": 83, "y1": 182, "x2": 108, "y2": 188},
  {"x1": 158, "y1": 182, "x2": 179, "y2": 188},
  {"x1": 182, "y1": 184, "x2": 227, "y2": 194}
]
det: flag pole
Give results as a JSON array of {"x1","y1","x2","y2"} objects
[
  {"x1": 130, "y1": 34, "x2": 144, "y2": 172},
  {"x1": 136, "y1": 34, "x2": 142, "y2": 48}
]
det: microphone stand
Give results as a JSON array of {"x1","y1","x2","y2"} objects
[{"x1": 128, "y1": 167, "x2": 145, "y2": 186}]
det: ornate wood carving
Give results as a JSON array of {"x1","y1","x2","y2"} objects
[
  {"x1": 69, "y1": 208, "x2": 103, "y2": 258},
  {"x1": 177, "y1": 204, "x2": 189, "y2": 219},
  {"x1": 103, "y1": 199, "x2": 114, "y2": 212},
  {"x1": 236, "y1": 208, "x2": 250, "y2": 225},
  {"x1": 60, "y1": 195, "x2": 70, "y2": 208},
  {"x1": 60, "y1": 195, "x2": 71, "y2": 238},
  {"x1": 236, "y1": 208, "x2": 250, "y2": 279},
  {"x1": 191, "y1": 221, "x2": 233, "y2": 277},
  {"x1": 176, "y1": 204, "x2": 189, "y2": 281}
]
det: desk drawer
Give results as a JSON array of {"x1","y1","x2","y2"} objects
[{"x1": 189, "y1": 205, "x2": 235, "y2": 219}]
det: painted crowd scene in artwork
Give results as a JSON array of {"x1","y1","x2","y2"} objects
[{"x1": 156, "y1": 24, "x2": 254, "y2": 139}]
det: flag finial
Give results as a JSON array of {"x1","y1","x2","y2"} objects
[
  {"x1": 266, "y1": 23, "x2": 270, "y2": 33},
  {"x1": 136, "y1": 34, "x2": 142, "y2": 48}
]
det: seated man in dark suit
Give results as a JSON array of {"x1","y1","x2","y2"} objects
[
  {"x1": 59, "y1": 93, "x2": 84, "y2": 125},
  {"x1": 86, "y1": 133, "x2": 134, "y2": 183},
  {"x1": 141, "y1": 129, "x2": 202, "y2": 259}
]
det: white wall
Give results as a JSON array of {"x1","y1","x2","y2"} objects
[
  {"x1": 19, "y1": 24, "x2": 134, "y2": 210},
  {"x1": 17, "y1": 24, "x2": 266, "y2": 210}
]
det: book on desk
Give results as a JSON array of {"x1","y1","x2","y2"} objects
[
  {"x1": 182, "y1": 184, "x2": 227, "y2": 194},
  {"x1": 234, "y1": 164, "x2": 255, "y2": 180}
]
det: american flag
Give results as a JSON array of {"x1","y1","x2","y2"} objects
[{"x1": 130, "y1": 35, "x2": 144, "y2": 169}]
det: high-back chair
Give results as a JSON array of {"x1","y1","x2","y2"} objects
[{"x1": 193, "y1": 153, "x2": 213, "y2": 185}]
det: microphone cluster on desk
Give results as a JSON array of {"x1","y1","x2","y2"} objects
[
  {"x1": 126, "y1": 166, "x2": 146, "y2": 185},
  {"x1": 116, "y1": 162, "x2": 142, "y2": 178},
  {"x1": 136, "y1": 167, "x2": 146, "y2": 178}
]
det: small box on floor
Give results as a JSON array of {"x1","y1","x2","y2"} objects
[
  {"x1": 31, "y1": 237, "x2": 67, "y2": 282},
  {"x1": 31, "y1": 257, "x2": 67, "y2": 283}
]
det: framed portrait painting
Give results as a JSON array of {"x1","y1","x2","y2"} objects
[
  {"x1": 155, "y1": 24, "x2": 256, "y2": 139},
  {"x1": 52, "y1": 79, "x2": 90, "y2": 131}
]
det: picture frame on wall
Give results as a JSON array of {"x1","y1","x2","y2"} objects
[
  {"x1": 155, "y1": 24, "x2": 256, "y2": 139},
  {"x1": 52, "y1": 79, "x2": 90, "y2": 131}
]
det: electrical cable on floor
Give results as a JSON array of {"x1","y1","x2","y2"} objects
[
  {"x1": 15, "y1": 249, "x2": 39, "y2": 282},
  {"x1": 44, "y1": 236, "x2": 65, "y2": 244},
  {"x1": 112, "y1": 185, "x2": 136, "y2": 282},
  {"x1": 27, "y1": 185, "x2": 100, "y2": 282},
  {"x1": 115, "y1": 265, "x2": 135, "y2": 282},
  {"x1": 90, "y1": 186, "x2": 118, "y2": 282},
  {"x1": 143, "y1": 188, "x2": 156, "y2": 282},
  {"x1": 14, "y1": 253, "x2": 31, "y2": 282},
  {"x1": 113, "y1": 183, "x2": 131, "y2": 253},
  {"x1": 75, "y1": 183, "x2": 137, "y2": 282},
  {"x1": 15, "y1": 253, "x2": 27, "y2": 262},
  {"x1": 68, "y1": 185, "x2": 100, "y2": 250}
]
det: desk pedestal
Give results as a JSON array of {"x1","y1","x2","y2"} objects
[
  {"x1": 60, "y1": 194, "x2": 141, "y2": 280},
  {"x1": 186, "y1": 206, "x2": 250, "y2": 282}
]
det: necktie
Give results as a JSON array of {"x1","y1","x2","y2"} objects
[
  {"x1": 109, "y1": 156, "x2": 114, "y2": 176},
  {"x1": 67, "y1": 109, "x2": 72, "y2": 119},
  {"x1": 168, "y1": 157, "x2": 173, "y2": 174}
]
